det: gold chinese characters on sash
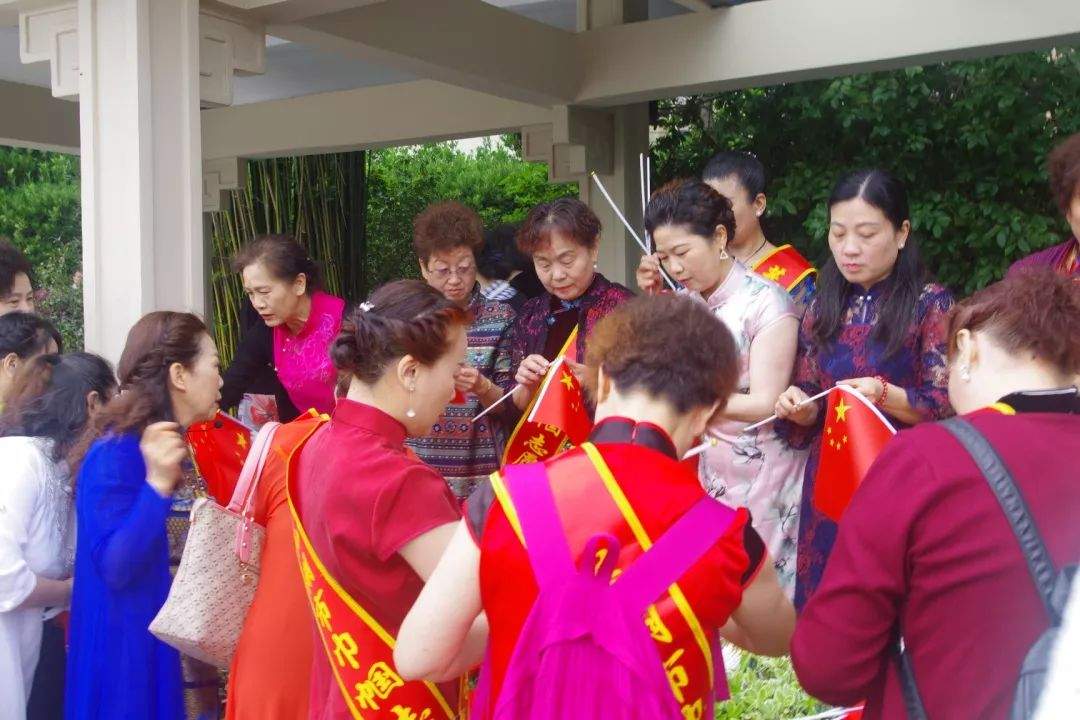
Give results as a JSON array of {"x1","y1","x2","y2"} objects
[{"x1": 284, "y1": 419, "x2": 455, "y2": 720}]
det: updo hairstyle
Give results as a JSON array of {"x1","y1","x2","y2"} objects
[{"x1": 331, "y1": 279, "x2": 471, "y2": 384}]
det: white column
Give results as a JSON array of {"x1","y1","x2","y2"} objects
[
  {"x1": 579, "y1": 104, "x2": 649, "y2": 287},
  {"x1": 575, "y1": 0, "x2": 649, "y2": 288},
  {"x1": 78, "y1": 0, "x2": 203, "y2": 362}
]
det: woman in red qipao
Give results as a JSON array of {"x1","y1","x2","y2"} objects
[
  {"x1": 291, "y1": 280, "x2": 486, "y2": 720},
  {"x1": 394, "y1": 294, "x2": 796, "y2": 719}
]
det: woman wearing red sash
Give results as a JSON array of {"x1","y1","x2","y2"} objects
[
  {"x1": 292, "y1": 280, "x2": 481, "y2": 719},
  {"x1": 395, "y1": 294, "x2": 795, "y2": 718}
]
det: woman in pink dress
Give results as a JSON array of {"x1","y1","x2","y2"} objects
[
  {"x1": 221, "y1": 235, "x2": 346, "y2": 419},
  {"x1": 637, "y1": 180, "x2": 804, "y2": 595}
]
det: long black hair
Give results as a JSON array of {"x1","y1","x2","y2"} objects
[
  {"x1": 0, "y1": 352, "x2": 116, "y2": 464},
  {"x1": 812, "y1": 169, "x2": 925, "y2": 359}
]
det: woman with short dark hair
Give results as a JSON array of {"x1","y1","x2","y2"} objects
[
  {"x1": 0, "y1": 241, "x2": 36, "y2": 316},
  {"x1": 0, "y1": 313, "x2": 62, "y2": 407},
  {"x1": 509, "y1": 197, "x2": 633, "y2": 413},
  {"x1": 395, "y1": 294, "x2": 795, "y2": 718},
  {"x1": 0, "y1": 352, "x2": 114, "y2": 720},
  {"x1": 775, "y1": 169, "x2": 955, "y2": 608},
  {"x1": 792, "y1": 268, "x2": 1080, "y2": 718},
  {"x1": 638, "y1": 179, "x2": 803, "y2": 595},
  {"x1": 221, "y1": 234, "x2": 346, "y2": 420}
]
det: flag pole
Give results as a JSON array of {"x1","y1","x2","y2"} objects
[
  {"x1": 681, "y1": 386, "x2": 837, "y2": 460},
  {"x1": 590, "y1": 172, "x2": 678, "y2": 292},
  {"x1": 472, "y1": 384, "x2": 520, "y2": 422}
]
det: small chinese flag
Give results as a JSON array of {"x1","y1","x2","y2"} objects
[
  {"x1": 526, "y1": 356, "x2": 592, "y2": 446},
  {"x1": 186, "y1": 411, "x2": 252, "y2": 505},
  {"x1": 812, "y1": 385, "x2": 896, "y2": 521}
]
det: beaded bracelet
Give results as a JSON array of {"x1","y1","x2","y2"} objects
[{"x1": 874, "y1": 375, "x2": 889, "y2": 408}]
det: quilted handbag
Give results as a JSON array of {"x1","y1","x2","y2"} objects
[{"x1": 149, "y1": 421, "x2": 280, "y2": 668}]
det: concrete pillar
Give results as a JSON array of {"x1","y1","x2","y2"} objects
[
  {"x1": 77, "y1": 0, "x2": 203, "y2": 362},
  {"x1": 576, "y1": 0, "x2": 649, "y2": 288}
]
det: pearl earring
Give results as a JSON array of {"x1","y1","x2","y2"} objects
[{"x1": 406, "y1": 384, "x2": 417, "y2": 418}]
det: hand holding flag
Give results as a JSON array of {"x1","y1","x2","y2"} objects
[{"x1": 812, "y1": 385, "x2": 896, "y2": 521}]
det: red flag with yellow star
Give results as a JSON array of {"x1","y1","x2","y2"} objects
[
  {"x1": 812, "y1": 385, "x2": 896, "y2": 521},
  {"x1": 526, "y1": 355, "x2": 592, "y2": 446},
  {"x1": 186, "y1": 411, "x2": 252, "y2": 505},
  {"x1": 500, "y1": 327, "x2": 589, "y2": 466}
]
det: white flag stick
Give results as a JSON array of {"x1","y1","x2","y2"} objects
[
  {"x1": 681, "y1": 386, "x2": 837, "y2": 460},
  {"x1": 645, "y1": 154, "x2": 653, "y2": 253},
  {"x1": 589, "y1": 172, "x2": 678, "y2": 292},
  {"x1": 472, "y1": 384, "x2": 519, "y2": 421},
  {"x1": 639, "y1": 154, "x2": 648, "y2": 251}
]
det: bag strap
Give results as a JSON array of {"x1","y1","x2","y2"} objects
[
  {"x1": 896, "y1": 636, "x2": 929, "y2": 720},
  {"x1": 613, "y1": 495, "x2": 737, "y2": 613},
  {"x1": 503, "y1": 462, "x2": 575, "y2": 588},
  {"x1": 226, "y1": 421, "x2": 281, "y2": 517},
  {"x1": 940, "y1": 417, "x2": 1058, "y2": 620}
]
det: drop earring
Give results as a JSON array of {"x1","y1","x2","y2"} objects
[
  {"x1": 719, "y1": 248, "x2": 729, "y2": 260},
  {"x1": 959, "y1": 365, "x2": 971, "y2": 382},
  {"x1": 406, "y1": 384, "x2": 417, "y2": 418}
]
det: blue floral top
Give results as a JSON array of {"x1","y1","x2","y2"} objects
[{"x1": 788, "y1": 281, "x2": 955, "y2": 609}]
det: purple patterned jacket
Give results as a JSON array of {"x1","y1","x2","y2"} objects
[{"x1": 507, "y1": 272, "x2": 634, "y2": 384}]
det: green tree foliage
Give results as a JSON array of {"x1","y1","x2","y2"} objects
[
  {"x1": 653, "y1": 48, "x2": 1080, "y2": 295},
  {"x1": 0, "y1": 147, "x2": 83, "y2": 348},
  {"x1": 365, "y1": 139, "x2": 575, "y2": 288}
]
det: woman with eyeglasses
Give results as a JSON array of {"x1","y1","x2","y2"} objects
[{"x1": 409, "y1": 201, "x2": 518, "y2": 501}]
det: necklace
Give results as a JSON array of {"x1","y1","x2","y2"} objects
[{"x1": 739, "y1": 237, "x2": 769, "y2": 265}]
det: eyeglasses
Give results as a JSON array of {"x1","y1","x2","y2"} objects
[{"x1": 428, "y1": 264, "x2": 476, "y2": 281}]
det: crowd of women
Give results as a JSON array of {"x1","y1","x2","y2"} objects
[{"x1": 0, "y1": 130, "x2": 1077, "y2": 720}]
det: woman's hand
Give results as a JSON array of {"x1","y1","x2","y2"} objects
[
  {"x1": 140, "y1": 421, "x2": 188, "y2": 498},
  {"x1": 775, "y1": 385, "x2": 819, "y2": 427},
  {"x1": 565, "y1": 360, "x2": 587, "y2": 384},
  {"x1": 454, "y1": 367, "x2": 488, "y2": 395},
  {"x1": 840, "y1": 376, "x2": 885, "y2": 404},
  {"x1": 514, "y1": 354, "x2": 550, "y2": 390},
  {"x1": 636, "y1": 254, "x2": 664, "y2": 295}
]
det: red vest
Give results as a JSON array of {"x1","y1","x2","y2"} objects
[{"x1": 476, "y1": 441, "x2": 752, "y2": 720}]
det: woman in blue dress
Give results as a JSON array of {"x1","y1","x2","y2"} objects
[
  {"x1": 775, "y1": 169, "x2": 954, "y2": 610},
  {"x1": 65, "y1": 312, "x2": 223, "y2": 720}
]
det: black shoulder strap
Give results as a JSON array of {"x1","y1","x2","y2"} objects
[{"x1": 940, "y1": 417, "x2": 1059, "y2": 621}]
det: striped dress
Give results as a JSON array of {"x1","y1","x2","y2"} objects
[{"x1": 407, "y1": 287, "x2": 517, "y2": 500}]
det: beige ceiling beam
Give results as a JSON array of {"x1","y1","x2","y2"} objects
[
  {"x1": 0, "y1": 80, "x2": 79, "y2": 153},
  {"x1": 201, "y1": 78, "x2": 553, "y2": 159},
  {"x1": 575, "y1": 0, "x2": 1080, "y2": 106},
  {"x1": 270, "y1": 0, "x2": 578, "y2": 107}
]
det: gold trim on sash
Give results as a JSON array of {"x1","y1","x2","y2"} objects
[{"x1": 283, "y1": 417, "x2": 456, "y2": 720}]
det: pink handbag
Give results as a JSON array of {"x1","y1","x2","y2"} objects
[{"x1": 149, "y1": 421, "x2": 280, "y2": 668}]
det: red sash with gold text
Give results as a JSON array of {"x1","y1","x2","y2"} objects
[
  {"x1": 283, "y1": 417, "x2": 456, "y2": 720},
  {"x1": 478, "y1": 443, "x2": 724, "y2": 720},
  {"x1": 751, "y1": 244, "x2": 816, "y2": 293}
]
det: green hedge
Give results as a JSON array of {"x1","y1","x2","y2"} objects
[{"x1": 653, "y1": 47, "x2": 1080, "y2": 295}]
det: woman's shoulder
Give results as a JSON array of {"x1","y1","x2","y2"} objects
[
  {"x1": 918, "y1": 282, "x2": 954, "y2": 305},
  {"x1": 81, "y1": 433, "x2": 142, "y2": 474},
  {"x1": 0, "y1": 436, "x2": 57, "y2": 487}
]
